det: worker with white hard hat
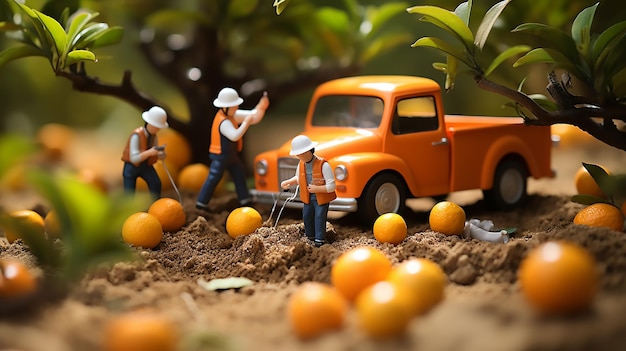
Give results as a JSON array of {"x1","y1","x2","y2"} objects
[
  {"x1": 121, "y1": 106, "x2": 169, "y2": 199},
  {"x1": 281, "y1": 135, "x2": 336, "y2": 247},
  {"x1": 196, "y1": 88, "x2": 269, "y2": 210}
]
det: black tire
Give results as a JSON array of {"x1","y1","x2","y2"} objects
[
  {"x1": 483, "y1": 158, "x2": 528, "y2": 210},
  {"x1": 357, "y1": 173, "x2": 407, "y2": 224}
]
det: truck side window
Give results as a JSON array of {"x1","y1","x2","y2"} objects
[{"x1": 392, "y1": 96, "x2": 438, "y2": 134}]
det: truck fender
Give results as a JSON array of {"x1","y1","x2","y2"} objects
[
  {"x1": 331, "y1": 152, "x2": 411, "y2": 198},
  {"x1": 480, "y1": 136, "x2": 534, "y2": 189}
]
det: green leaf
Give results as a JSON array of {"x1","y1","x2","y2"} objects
[
  {"x1": 64, "y1": 49, "x2": 96, "y2": 67},
  {"x1": 273, "y1": 0, "x2": 291, "y2": 15},
  {"x1": 146, "y1": 10, "x2": 212, "y2": 29},
  {"x1": 0, "y1": 45, "x2": 45, "y2": 68},
  {"x1": 411, "y1": 36, "x2": 472, "y2": 68},
  {"x1": 454, "y1": 1, "x2": 472, "y2": 26},
  {"x1": 360, "y1": 32, "x2": 412, "y2": 65},
  {"x1": 366, "y1": 2, "x2": 409, "y2": 39},
  {"x1": 571, "y1": 2, "x2": 598, "y2": 55},
  {"x1": 89, "y1": 26, "x2": 124, "y2": 48},
  {"x1": 571, "y1": 194, "x2": 610, "y2": 205},
  {"x1": 65, "y1": 12, "x2": 97, "y2": 52},
  {"x1": 15, "y1": 2, "x2": 51, "y2": 54},
  {"x1": 592, "y1": 21, "x2": 626, "y2": 62},
  {"x1": 444, "y1": 55, "x2": 458, "y2": 91},
  {"x1": 475, "y1": 0, "x2": 512, "y2": 50},
  {"x1": 34, "y1": 9, "x2": 67, "y2": 58},
  {"x1": 513, "y1": 48, "x2": 585, "y2": 80},
  {"x1": 484, "y1": 45, "x2": 531, "y2": 76},
  {"x1": 583, "y1": 162, "x2": 613, "y2": 198},
  {"x1": 316, "y1": 7, "x2": 349, "y2": 34},
  {"x1": 407, "y1": 5, "x2": 474, "y2": 51},
  {"x1": 198, "y1": 277, "x2": 254, "y2": 291},
  {"x1": 72, "y1": 22, "x2": 108, "y2": 48},
  {"x1": 527, "y1": 94, "x2": 558, "y2": 111},
  {"x1": 512, "y1": 23, "x2": 580, "y2": 65}
]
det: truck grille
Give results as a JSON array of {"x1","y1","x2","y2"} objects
[{"x1": 278, "y1": 157, "x2": 299, "y2": 192}]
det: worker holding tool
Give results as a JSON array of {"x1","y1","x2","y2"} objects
[
  {"x1": 196, "y1": 88, "x2": 269, "y2": 211},
  {"x1": 281, "y1": 135, "x2": 336, "y2": 247},
  {"x1": 121, "y1": 105, "x2": 168, "y2": 200}
]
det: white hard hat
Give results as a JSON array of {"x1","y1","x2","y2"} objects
[
  {"x1": 290, "y1": 135, "x2": 317, "y2": 155},
  {"x1": 214, "y1": 87, "x2": 244, "y2": 108},
  {"x1": 142, "y1": 106, "x2": 169, "y2": 129}
]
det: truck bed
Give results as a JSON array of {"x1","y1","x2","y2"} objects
[{"x1": 443, "y1": 115, "x2": 553, "y2": 192}]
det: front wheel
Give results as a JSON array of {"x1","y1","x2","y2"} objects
[
  {"x1": 483, "y1": 158, "x2": 528, "y2": 210},
  {"x1": 357, "y1": 174, "x2": 406, "y2": 224}
]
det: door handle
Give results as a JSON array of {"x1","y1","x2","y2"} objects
[{"x1": 432, "y1": 137, "x2": 448, "y2": 146}]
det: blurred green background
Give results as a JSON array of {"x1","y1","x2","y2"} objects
[{"x1": 0, "y1": 0, "x2": 622, "y2": 165}]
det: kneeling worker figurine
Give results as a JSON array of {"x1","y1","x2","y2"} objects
[
  {"x1": 281, "y1": 135, "x2": 336, "y2": 247},
  {"x1": 121, "y1": 106, "x2": 168, "y2": 199}
]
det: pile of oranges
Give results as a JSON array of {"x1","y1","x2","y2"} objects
[{"x1": 287, "y1": 247, "x2": 446, "y2": 339}]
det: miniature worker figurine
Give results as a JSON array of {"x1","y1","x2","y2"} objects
[
  {"x1": 121, "y1": 106, "x2": 168, "y2": 199},
  {"x1": 196, "y1": 88, "x2": 269, "y2": 210},
  {"x1": 281, "y1": 135, "x2": 336, "y2": 247}
]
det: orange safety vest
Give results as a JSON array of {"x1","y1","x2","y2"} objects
[
  {"x1": 209, "y1": 110, "x2": 243, "y2": 154},
  {"x1": 298, "y1": 156, "x2": 337, "y2": 205},
  {"x1": 121, "y1": 127, "x2": 158, "y2": 166}
]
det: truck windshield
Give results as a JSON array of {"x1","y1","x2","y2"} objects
[{"x1": 311, "y1": 95, "x2": 383, "y2": 128}]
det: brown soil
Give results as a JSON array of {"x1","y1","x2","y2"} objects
[{"x1": 1, "y1": 141, "x2": 626, "y2": 351}]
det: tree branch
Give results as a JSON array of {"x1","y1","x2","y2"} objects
[
  {"x1": 474, "y1": 75, "x2": 626, "y2": 152},
  {"x1": 56, "y1": 70, "x2": 187, "y2": 133}
]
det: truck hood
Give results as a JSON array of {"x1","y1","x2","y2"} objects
[{"x1": 276, "y1": 129, "x2": 382, "y2": 160}]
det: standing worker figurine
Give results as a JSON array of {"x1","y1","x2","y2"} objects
[
  {"x1": 281, "y1": 135, "x2": 336, "y2": 247},
  {"x1": 196, "y1": 88, "x2": 269, "y2": 211},
  {"x1": 121, "y1": 106, "x2": 168, "y2": 199}
]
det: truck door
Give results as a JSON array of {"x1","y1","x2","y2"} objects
[{"x1": 384, "y1": 95, "x2": 451, "y2": 197}]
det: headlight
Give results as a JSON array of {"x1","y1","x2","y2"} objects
[
  {"x1": 255, "y1": 159, "x2": 268, "y2": 176},
  {"x1": 334, "y1": 165, "x2": 347, "y2": 181}
]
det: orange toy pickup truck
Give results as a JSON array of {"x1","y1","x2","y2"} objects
[{"x1": 251, "y1": 75, "x2": 554, "y2": 223}]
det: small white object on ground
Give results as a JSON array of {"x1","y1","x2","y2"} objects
[{"x1": 463, "y1": 218, "x2": 509, "y2": 243}]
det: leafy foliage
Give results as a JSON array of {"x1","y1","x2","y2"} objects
[
  {"x1": 513, "y1": 3, "x2": 626, "y2": 104},
  {"x1": 0, "y1": 0, "x2": 122, "y2": 72},
  {"x1": 0, "y1": 135, "x2": 149, "y2": 287},
  {"x1": 407, "y1": 0, "x2": 530, "y2": 90}
]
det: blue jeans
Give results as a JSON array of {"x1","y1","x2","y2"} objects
[
  {"x1": 123, "y1": 162, "x2": 161, "y2": 199},
  {"x1": 303, "y1": 194, "x2": 329, "y2": 244},
  {"x1": 197, "y1": 154, "x2": 249, "y2": 207}
]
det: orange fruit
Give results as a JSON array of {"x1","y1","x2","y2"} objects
[
  {"x1": 225, "y1": 207, "x2": 263, "y2": 239},
  {"x1": 103, "y1": 310, "x2": 179, "y2": 351},
  {"x1": 429, "y1": 201, "x2": 466, "y2": 236},
  {"x1": 550, "y1": 124, "x2": 595, "y2": 148},
  {"x1": 2, "y1": 210, "x2": 45, "y2": 244},
  {"x1": 386, "y1": 258, "x2": 446, "y2": 315},
  {"x1": 287, "y1": 282, "x2": 347, "y2": 339},
  {"x1": 373, "y1": 213, "x2": 407, "y2": 245},
  {"x1": 148, "y1": 198, "x2": 186, "y2": 232},
  {"x1": 121, "y1": 212, "x2": 163, "y2": 249},
  {"x1": 573, "y1": 203, "x2": 624, "y2": 231},
  {"x1": 331, "y1": 246, "x2": 392, "y2": 301},
  {"x1": 44, "y1": 210, "x2": 63, "y2": 239},
  {"x1": 36, "y1": 123, "x2": 75, "y2": 161},
  {"x1": 518, "y1": 241, "x2": 597, "y2": 314},
  {"x1": 157, "y1": 128, "x2": 191, "y2": 169},
  {"x1": 177, "y1": 163, "x2": 209, "y2": 192},
  {"x1": 0, "y1": 259, "x2": 38, "y2": 299},
  {"x1": 574, "y1": 165, "x2": 608, "y2": 197},
  {"x1": 355, "y1": 281, "x2": 414, "y2": 339}
]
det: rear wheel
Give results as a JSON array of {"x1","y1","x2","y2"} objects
[
  {"x1": 357, "y1": 174, "x2": 406, "y2": 224},
  {"x1": 483, "y1": 158, "x2": 528, "y2": 210}
]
